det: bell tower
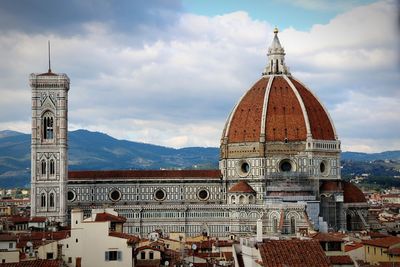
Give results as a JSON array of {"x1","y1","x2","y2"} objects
[{"x1": 30, "y1": 49, "x2": 69, "y2": 224}]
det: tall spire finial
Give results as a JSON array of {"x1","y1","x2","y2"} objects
[
  {"x1": 48, "y1": 40, "x2": 51, "y2": 73},
  {"x1": 262, "y1": 27, "x2": 290, "y2": 76}
]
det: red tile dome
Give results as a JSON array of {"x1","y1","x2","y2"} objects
[
  {"x1": 320, "y1": 181, "x2": 366, "y2": 203},
  {"x1": 222, "y1": 76, "x2": 336, "y2": 144},
  {"x1": 221, "y1": 29, "x2": 337, "y2": 145},
  {"x1": 228, "y1": 181, "x2": 256, "y2": 193}
]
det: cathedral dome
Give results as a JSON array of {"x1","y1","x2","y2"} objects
[{"x1": 221, "y1": 29, "x2": 337, "y2": 145}]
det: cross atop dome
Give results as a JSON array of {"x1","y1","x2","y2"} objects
[{"x1": 262, "y1": 27, "x2": 290, "y2": 76}]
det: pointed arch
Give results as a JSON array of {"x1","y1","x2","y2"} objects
[
  {"x1": 42, "y1": 111, "x2": 54, "y2": 140},
  {"x1": 40, "y1": 193, "x2": 46, "y2": 208},
  {"x1": 41, "y1": 160, "x2": 47, "y2": 175},
  {"x1": 49, "y1": 159, "x2": 55, "y2": 175},
  {"x1": 49, "y1": 192, "x2": 55, "y2": 208}
]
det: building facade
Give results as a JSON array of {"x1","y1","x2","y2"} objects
[
  {"x1": 30, "y1": 29, "x2": 368, "y2": 237},
  {"x1": 30, "y1": 68, "x2": 69, "y2": 224}
]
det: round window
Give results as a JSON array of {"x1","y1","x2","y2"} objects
[
  {"x1": 320, "y1": 162, "x2": 326, "y2": 173},
  {"x1": 67, "y1": 190, "x2": 76, "y2": 202},
  {"x1": 154, "y1": 189, "x2": 166, "y2": 201},
  {"x1": 241, "y1": 162, "x2": 250, "y2": 173},
  {"x1": 320, "y1": 160, "x2": 329, "y2": 176},
  {"x1": 198, "y1": 189, "x2": 209, "y2": 201},
  {"x1": 279, "y1": 160, "x2": 292, "y2": 172},
  {"x1": 109, "y1": 189, "x2": 121, "y2": 202}
]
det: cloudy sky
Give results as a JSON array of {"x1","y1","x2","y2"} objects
[{"x1": 0, "y1": 0, "x2": 399, "y2": 152}]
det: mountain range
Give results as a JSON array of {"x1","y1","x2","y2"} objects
[{"x1": 0, "y1": 129, "x2": 399, "y2": 188}]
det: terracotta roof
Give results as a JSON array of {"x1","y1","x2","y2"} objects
[
  {"x1": 388, "y1": 247, "x2": 400, "y2": 255},
  {"x1": 10, "y1": 216, "x2": 29, "y2": 223},
  {"x1": 30, "y1": 217, "x2": 46, "y2": 223},
  {"x1": 223, "y1": 75, "x2": 336, "y2": 144},
  {"x1": 368, "y1": 232, "x2": 390, "y2": 239},
  {"x1": 0, "y1": 259, "x2": 62, "y2": 267},
  {"x1": 258, "y1": 239, "x2": 331, "y2": 267},
  {"x1": 265, "y1": 76, "x2": 307, "y2": 141},
  {"x1": 95, "y1": 212, "x2": 126, "y2": 223},
  {"x1": 68, "y1": 169, "x2": 221, "y2": 180},
  {"x1": 345, "y1": 242, "x2": 363, "y2": 252},
  {"x1": 328, "y1": 255, "x2": 354, "y2": 265},
  {"x1": 363, "y1": 236, "x2": 400, "y2": 248},
  {"x1": 228, "y1": 181, "x2": 256, "y2": 193},
  {"x1": 342, "y1": 181, "x2": 366, "y2": 203},
  {"x1": 290, "y1": 78, "x2": 335, "y2": 140},
  {"x1": 109, "y1": 231, "x2": 139, "y2": 244},
  {"x1": 227, "y1": 78, "x2": 268, "y2": 142},
  {"x1": 320, "y1": 181, "x2": 366, "y2": 203},
  {"x1": 0, "y1": 233, "x2": 17, "y2": 241},
  {"x1": 37, "y1": 71, "x2": 58, "y2": 77},
  {"x1": 309, "y1": 232, "x2": 345, "y2": 242},
  {"x1": 135, "y1": 259, "x2": 161, "y2": 267}
]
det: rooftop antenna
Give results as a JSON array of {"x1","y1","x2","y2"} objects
[{"x1": 48, "y1": 40, "x2": 51, "y2": 73}]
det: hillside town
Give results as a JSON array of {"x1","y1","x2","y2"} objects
[{"x1": 1, "y1": 188, "x2": 400, "y2": 266}]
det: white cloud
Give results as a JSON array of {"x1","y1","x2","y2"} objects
[{"x1": 0, "y1": 0, "x2": 398, "y2": 152}]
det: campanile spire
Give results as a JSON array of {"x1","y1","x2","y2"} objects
[{"x1": 262, "y1": 27, "x2": 290, "y2": 76}]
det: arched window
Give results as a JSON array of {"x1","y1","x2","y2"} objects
[
  {"x1": 272, "y1": 217, "x2": 278, "y2": 233},
  {"x1": 231, "y1": 195, "x2": 235, "y2": 204},
  {"x1": 49, "y1": 159, "x2": 55, "y2": 175},
  {"x1": 290, "y1": 217, "x2": 296, "y2": 234},
  {"x1": 42, "y1": 112, "x2": 54, "y2": 140},
  {"x1": 40, "y1": 193, "x2": 46, "y2": 208},
  {"x1": 49, "y1": 193, "x2": 55, "y2": 208},
  {"x1": 239, "y1": 195, "x2": 245, "y2": 204},
  {"x1": 41, "y1": 160, "x2": 46, "y2": 175}
]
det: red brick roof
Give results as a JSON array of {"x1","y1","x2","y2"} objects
[
  {"x1": 309, "y1": 232, "x2": 345, "y2": 242},
  {"x1": 320, "y1": 181, "x2": 366, "y2": 203},
  {"x1": 290, "y1": 78, "x2": 335, "y2": 140},
  {"x1": 363, "y1": 236, "x2": 400, "y2": 248},
  {"x1": 228, "y1": 181, "x2": 256, "y2": 193},
  {"x1": 227, "y1": 78, "x2": 268, "y2": 142},
  {"x1": 30, "y1": 217, "x2": 46, "y2": 223},
  {"x1": 223, "y1": 75, "x2": 336, "y2": 144},
  {"x1": 68, "y1": 169, "x2": 221, "y2": 180},
  {"x1": 265, "y1": 77, "x2": 307, "y2": 141},
  {"x1": 0, "y1": 233, "x2": 17, "y2": 241},
  {"x1": 95, "y1": 212, "x2": 126, "y2": 223},
  {"x1": 328, "y1": 255, "x2": 354, "y2": 265},
  {"x1": 345, "y1": 242, "x2": 363, "y2": 252},
  {"x1": 388, "y1": 247, "x2": 400, "y2": 255},
  {"x1": 0, "y1": 259, "x2": 62, "y2": 267},
  {"x1": 109, "y1": 231, "x2": 139, "y2": 244},
  {"x1": 258, "y1": 239, "x2": 331, "y2": 267}
]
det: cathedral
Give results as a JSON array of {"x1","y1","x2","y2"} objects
[{"x1": 30, "y1": 29, "x2": 369, "y2": 238}]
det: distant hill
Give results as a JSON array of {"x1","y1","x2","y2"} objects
[
  {"x1": 341, "y1": 151, "x2": 400, "y2": 161},
  {"x1": 0, "y1": 129, "x2": 219, "y2": 188},
  {"x1": 0, "y1": 129, "x2": 399, "y2": 188}
]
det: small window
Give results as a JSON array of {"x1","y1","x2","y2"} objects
[
  {"x1": 241, "y1": 162, "x2": 250, "y2": 173},
  {"x1": 9, "y1": 243, "x2": 13, "y2": 249},
  {"x1": 280, "y1": 160, "x2": 292, "y2": 172},
  {"x1": 149, "y1": 251, "x2": 154, "y2": 260},
  {"x1": 140, "y1": 251, "x2": 146, "y2": 260},
  {"x1": 41, "y1": 160, "x2": 47, "y2": 175},
  {"x1": 40, "y1": 193, "x2": 46, "y2": 208},
  {"x1": 49, "y1": 193, "x2": 55, "y2": 208},
  {"x1": 109, "y1": 189, "x2": 122, "y2": 202},
  {"x1": 68, "y1": 257, "x2": 72, "y2": 263},
  {"x1": 43, "y1": 114, "x2": 54, "y2": 140},
  {"x1": 197, "y1": 189, "x2": 209, "y2": 201},
  {"x1": 154, "y1": 189, "x2": 166, "y2": 201},
  {"x1": 67, "y1": 190, "x2": 76, "y2": 202},
  {"x1": 49, "y1": 159, "x2": 55, "y2": 175},
  {"x1": 46, "y1": 253, "x2": 54, "y2": 259}
]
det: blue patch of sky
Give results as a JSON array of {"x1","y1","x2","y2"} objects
[{"x1": 181, "y1": 0, "x2": 378, "y2": 31}]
